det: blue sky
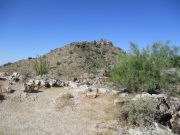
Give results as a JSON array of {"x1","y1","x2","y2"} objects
[{"x1": 0, "y1": 0, "x2": 180, "y2": 65}]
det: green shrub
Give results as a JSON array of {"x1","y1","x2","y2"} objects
[
  {"x1": 121, "y1": 98, "x2": 158, "y2": 127},
  {"x1": 110, "y1": 42, "x2": 179, "y2": 93},
  {"x1": 3, "y1": 62, "x2": 12, "y2": 67},
  {"x1": 56, "y1": 61, "x2": 61, "y2": 65},
  {"x1": 33, "y1": 56, "x2": 50, "y2": 75}
]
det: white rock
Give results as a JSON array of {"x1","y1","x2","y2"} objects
[
  {"x1": 35, "y1": 80, "x2": 41, "y2": 86},
  {"x1": 68, "y1": 81, "x2": 78, "y2": 88},
  {"x1": 77, "y1": 85, "x2": 91, "y2": 94},
  {"x1": 49, "y1": 79, "x2": 57, "y2": 87},
  {"x1": 98, "y1": 88, "x2": 111, "y2": 94},
  {"x1": 110, "y1": 90, "x2": 121, "y2": 95},
  {"x1": 120, "y1": 93, "x2": 129, "y2": 97}
]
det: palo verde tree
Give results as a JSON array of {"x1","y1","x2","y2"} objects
[{"x1": 110, "y1": 41, "x2": 179, "y2": 94}]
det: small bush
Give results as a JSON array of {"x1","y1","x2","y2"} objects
[
  {"x1": 56, "y1": 61, "x2": 61, "y2": 65},
  {"x1": 28, "y1": 57, "x2": 33, "y2": 60},
  {"x1": 33, "y1": 56, "x2": 50, "y2": 76},
  {"x1": 3, "y1": 62, "x2": 12, "y2": 67},
  {"x1": 121, "y1": 98, "x2": 158, "y2": 127}
]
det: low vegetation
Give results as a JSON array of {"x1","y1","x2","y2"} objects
[
  {"x1": 110, "y1": 42, "x2": 180, "y2": 95},
  {"x1": 121, "y1": 98, "x2": 158, "y2": 127},
  {"x1": 3, "y1": 62, "x2": 12, "y2": 67},
  {"x1": 33, "y1": 56, "x2": 50, "y2": 76}
]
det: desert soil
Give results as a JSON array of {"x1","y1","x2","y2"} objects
[{"x1": 0, "y1": 80, "x2": 122, "y2": 135}]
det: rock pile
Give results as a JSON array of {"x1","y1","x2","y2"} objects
[{"x1": 23, "y1": 77, "x2": 70, "y2": 93}]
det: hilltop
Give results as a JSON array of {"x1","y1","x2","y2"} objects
[{"x1": 0, "y1": 39, "x2": 124, "y2": 80}]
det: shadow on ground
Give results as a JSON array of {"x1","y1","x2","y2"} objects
[
  {"x1": 0, "y1": 94, "x2": 5, "y2": 100},
  {"x1": 30, "y1": 90, "x2": 43, "y2": 93}
]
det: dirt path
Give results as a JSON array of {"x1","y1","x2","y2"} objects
[{"x1": 0, "y1": 81, "x2": 121, "y2": 135}]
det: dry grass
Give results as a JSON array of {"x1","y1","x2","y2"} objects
[{"x1": 55, "y1": 93, "x2": 74, "y2": 111}]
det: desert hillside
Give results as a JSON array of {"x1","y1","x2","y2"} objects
[{"x1": 0, "y1": 39, "x2": 124, "y2": 80}]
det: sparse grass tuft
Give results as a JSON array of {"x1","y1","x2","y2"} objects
[{"x1": 33, "y1": 56, "x2": 50, "y2": 76}]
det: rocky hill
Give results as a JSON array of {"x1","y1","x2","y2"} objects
[{"x1": 0, "y1": 39, "x2": 124, "y2": 80}]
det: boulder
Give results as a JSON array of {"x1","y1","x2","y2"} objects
[
  {"x1": 24, "y1": 83, "x2": 35, "y2": 93},
  {"x1": 9, "y1": 72, "x2": 21, "y2": 82},
  {"x1": 132, "y1": 93, "x2": 180, "y2": 134},
  {"x1": 49, "y1": 79, "x2": 57, "y2": 87},
  {"x1": 35, "y1": 80, "x2": 41, "y2": 86},
  {"x1": 0, "y1": 72, "x2": 9, "y2": 80},
  {"x1": 40, "y1": 80, "x2": 50, "y2": 88},
  {"x1": 56, "y1": 80, "x2": 66, "y2": 87}
]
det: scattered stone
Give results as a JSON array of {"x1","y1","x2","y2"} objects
[{"x1": 86, "y1": 92, "x2": 98, "y2": 98}]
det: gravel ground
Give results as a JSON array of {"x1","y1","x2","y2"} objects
[{"x1": 0, "y1": 80, "x2": 120, "y2": 135}]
